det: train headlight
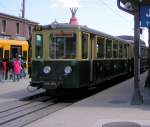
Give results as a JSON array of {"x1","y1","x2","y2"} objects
[
  {"x1": 64, "y1": 66, "x2": 72, "y2": 74},
  {"x1": 43, "y1": 66, "x2": 51, "y2": 74}
]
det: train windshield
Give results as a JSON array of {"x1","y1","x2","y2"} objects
[{"x1": 50, "y1": 33, "x2": 76, "y2": 59}]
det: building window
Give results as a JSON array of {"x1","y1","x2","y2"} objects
[
  {"x1": 2, "y1": 20, "x2": 6, "y2": 33},
  {"x1": 16, "y1": 23, "x2": 20, "y2": 34}
]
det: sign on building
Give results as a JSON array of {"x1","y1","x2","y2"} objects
[{"x1": 140, "y1": 5, "x2": 150, "y2": 27}]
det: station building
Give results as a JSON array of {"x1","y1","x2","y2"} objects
[{"x1": 0, "y1": 12, "x2": 38, "y2": 40}]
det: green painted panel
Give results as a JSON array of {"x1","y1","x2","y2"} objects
[{"x1": 31, "y1": 60, "x2": 90, "y2": 89}]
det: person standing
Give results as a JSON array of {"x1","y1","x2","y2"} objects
[
  {"x1": 0, "y1": 59, "x2": 2, "y2": 82},
  {"x1": 13, "y1": 56, "x2": 21, "y2": 81},
  {"x1": 2, "y1": 58, "x2": 7, "y2": 81},
  {"x1": 8, "y1": 58, "x2": 13, "y2": 80}
]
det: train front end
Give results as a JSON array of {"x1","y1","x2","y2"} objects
[{"x1": 30, "y1": 25, "x2": 89, "y2": 91}]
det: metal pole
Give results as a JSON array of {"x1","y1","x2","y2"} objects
[
  {"x1": 22, "y1": 0, "x2": 25, "y2": 18},
  {"x1": 145, "y1": 28, "x2": 150, "y2": 87},
  {"x1": 22, "y1": 0, "x2": 26, "y2": 38},
  {"x1": 131, "y1": 6, "x2": 143, "y2": 105}
]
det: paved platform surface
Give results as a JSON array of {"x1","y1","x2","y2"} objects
[
  {"x1": 24, "y1": 72, "x2": 150, "y2": 127},
  {"x1": 0, "y1": 77, "x2": 44, "y2": 104}
]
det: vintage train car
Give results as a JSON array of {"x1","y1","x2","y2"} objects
[{"x1": 30, "y1": 23, "x2": 148, "y2": 92}]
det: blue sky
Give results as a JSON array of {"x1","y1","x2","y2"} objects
[{"x1": 0, "y1": 0, "x2": 148, "y2": 45}]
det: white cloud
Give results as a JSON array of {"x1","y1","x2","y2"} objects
[
  {"x1": 50, "y1": 0, "x2": 80, "y2": 8},
  {"x1": 51, "y1": 3, "x2": 59, "y2": 8}
]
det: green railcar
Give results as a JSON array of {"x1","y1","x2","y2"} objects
[{"x1": 30, "y1": 23, "x2": 147, "y2": 92}]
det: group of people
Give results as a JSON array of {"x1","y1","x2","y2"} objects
[{"x1": 0, "y1": 55, "x2": 26, "y2": 82}]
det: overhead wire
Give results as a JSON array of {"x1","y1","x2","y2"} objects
[
  {"x1": 81, "y1": 0, "x2": 132, "y2": 24},
  {"x1": 98, "y1": 0, "x2": 132, "y2": 23}
]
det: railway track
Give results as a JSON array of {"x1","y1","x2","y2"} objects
[
  {"x1": 0, "y1": 73, "x2": 138, "y2": 127},
  {"x1": 0, "y1": 93, "x2": 73, "y2": 127}
]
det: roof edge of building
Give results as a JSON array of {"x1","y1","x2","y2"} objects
[{"x1": 0, "y1": 12, "x2": 39, "y2": 25}]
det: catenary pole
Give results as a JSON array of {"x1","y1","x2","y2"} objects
[
  {"x1": 22, "y1": 0, "x2": 25, "y2": 38},
  {"x1": 22, "y1": 0, "x2": 25, "y2": 18},
  {"x1": 117, "y1": 0, "x2": 143, "y2": 105},
  {"x1": 131, "y1": 5, "x2": 143, "y2": 105}
]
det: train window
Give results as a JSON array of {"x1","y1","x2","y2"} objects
[
  {"x1": 141, "y1": 47, "x2": 148, "y2": 58},
  {"x1": 113, "y1": 40, "x2": 118, "y2": 58},
  {"x1": 119, "y1": 43, "x2": 123, "y2": 58},
  {"x1": 82, "y1": 33, "x2": 88, "y2": 59},
  {"x1": 0, "y1": 48, "x2": 3, "y2": 60},
  {"x1": 124, "y1": 44, "x2": 128, "y2": 58},
  {"x1": 35, "y1": 34, "x2": 43, "y2": 58},
  {"x1": 106, "y1": 39, "x2": 112, "y2": 58},
  {"x1": 97, "y1": 37, "x2": 105, "y2": 58},
  {"x1": 11, "y1": 46, "x2": 22, "y2": 58},
  {"x1": 4, "y1": 50, "x2": 9, "y2": 59},
  {"x1": 141, "y1": 48, "x2": 144, "y2": 57},
  {"x1": 145, "y1": 49, "x2": 148, "y2": 58},
  {"x1": 50, "y1": 33, "x2": 76, "y2": 59}
]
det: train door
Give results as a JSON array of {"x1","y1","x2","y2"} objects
[
  {"x1": 4, "y1": 50, "x2": 9, "y2": 59},
  {"x1": 11, "y1": 46, "x2": 22, "y2": 58}
]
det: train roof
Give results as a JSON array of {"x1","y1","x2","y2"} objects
[
  {"x1": 0, "y1": 34, "x2": 27, "y2": 41},
  {"x1": 0, "y1": 39, "x2": 29, "y2": 48},
  {"x1": 118, "y1": 35, "x2": 147, "y2": 47},
  {"x1": 35, "y1": 23, "x2": 131, "y2": 44}
]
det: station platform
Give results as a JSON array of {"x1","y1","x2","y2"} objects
[
  {"x1": 25, "y1": 72, "x2": 150, "y2": 127},
  {"x1": 0, "y1": 77, "x2": 44, "y2": 104}
]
